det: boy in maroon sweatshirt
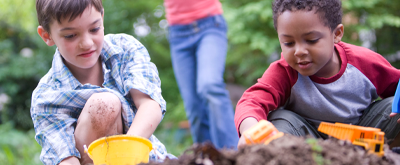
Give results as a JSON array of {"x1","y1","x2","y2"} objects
[{"x1": 235, "y1": 0, "x2": 400, "y2": 148}]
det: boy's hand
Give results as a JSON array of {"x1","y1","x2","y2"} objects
[
  {"x1": 237, "y1": 136, "x2": 247, "y2": 149},
  {"x1": 127, "y1": 89, "x2": 162, "y2": 138},
  {"x1": 237, "y1": 117, "x2": 259, "y2": 149},
  {"x1": 58, "y1": 156, "x2": 80, "y2": 165},
  {"x1": 390, "y1": 113, "x2": 400, "y2": 124}
]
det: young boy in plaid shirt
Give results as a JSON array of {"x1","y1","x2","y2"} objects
[{"x1": 32, "y1": 0, "x2": 174, "y2": 164}]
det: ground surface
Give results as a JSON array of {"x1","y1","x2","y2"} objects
[{"x1": 141, "y1": 134, "x2": 400, "y2": 165}]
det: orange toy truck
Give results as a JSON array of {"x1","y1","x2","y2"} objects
[
  {"x1": 243, "y1": 120, "x2": 385, "y2": 157},
  {"x1": 242, "y1": 120, "x2": 284, "y2": 145},
  {"x1": 318, "y1": 122, "x2": 385, "y2": 157}
]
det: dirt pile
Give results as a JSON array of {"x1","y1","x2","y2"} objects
[{"x1": 142, "y1": 135, "x2": 400, "y2": 165}]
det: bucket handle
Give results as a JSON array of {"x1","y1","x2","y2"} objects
[
  {"x1": 152, "y1": 147, "x2": 166, "y2": 160},
  {"x1": 84, "y1": 144, "x2": 93, "y2": 160}
]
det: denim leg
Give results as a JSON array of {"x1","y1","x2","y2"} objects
[
  {"x1": 169, "y1": 30, "x2": 211, "y2": 144},
  {"x1": 197, "y1": 24, "x2": 238, "y2": 149},
  {"x1": 168, "y1": 15, "x2": 238, "y2": 149}
]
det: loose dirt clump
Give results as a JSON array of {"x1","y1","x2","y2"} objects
[{"x1": 141, "y1": 134, "x2": 400, "y2": 165}]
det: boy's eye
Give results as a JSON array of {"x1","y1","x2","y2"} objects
[
  {"x1": 90, "y1": 27, "x2": 101, "y2": 33},
  {"x1": 307, "y1": 39, "x2": 319, "y2": 44},
  {"x1": 284, "y1": 42, "x2": 294, "y2": 46},
  {"x1": 64, "y1": 34, "x2": 76, "y2": 39}
]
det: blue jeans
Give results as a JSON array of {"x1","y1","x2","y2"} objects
[{"x1": 168, "y1": 15, "x2": 238, "y2": 149}]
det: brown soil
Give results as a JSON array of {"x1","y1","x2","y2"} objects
[{"x1": 141, "y1": 134, "x2": 400, "y2": 165}]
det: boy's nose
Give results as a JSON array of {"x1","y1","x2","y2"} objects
[
  {"x1": 294, "y1": 44, "x2": 308, "y2": 57},
  {"x1": 79, "y1": 35, "x2": 94, "y2": 50}
]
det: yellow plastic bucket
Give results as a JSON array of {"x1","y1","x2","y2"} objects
[{"x1": 85, "y1": 135, "x2": 152, "y2": 165}]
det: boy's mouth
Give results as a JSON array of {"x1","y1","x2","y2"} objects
[
  {"x1": 79, "y1": 50, "x2": 96, "y2": 57},
  {"x1": 297, "y1": 61, "x2": 312, "y2": 69},
  {"x1": 298, "y1": 61, "x2": 311, "y2": 65}
]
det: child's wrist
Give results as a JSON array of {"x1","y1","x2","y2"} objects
[{"x1": 239, "y1": 117, "x2": 258, "y2": 134}]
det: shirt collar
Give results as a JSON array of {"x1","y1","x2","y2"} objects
[
  {"x1": 101, "y1": 35, "x2": 124, "y2": 62},
  {"x1": 51, "y1": 49, "x2": 81, "y2": 89}
]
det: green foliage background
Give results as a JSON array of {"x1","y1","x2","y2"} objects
[{"x1": 0, "y1": 0, "x2": 399, "y2": 164}]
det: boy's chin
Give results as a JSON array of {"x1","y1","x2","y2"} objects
[{"x1": 297, "y1": 71, "x2": 314, "y2": 77}]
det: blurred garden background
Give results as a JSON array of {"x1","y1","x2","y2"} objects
[{"x1": 1, "y1": 0, "x2": 400, "y2": 164}]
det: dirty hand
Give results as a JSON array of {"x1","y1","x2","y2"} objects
[
  {"x1": 237, "y1": 117, "x2": 258, "y2": 149},
  {"x1": 237, "y1": 135, "x2": 247, "y2": 149},
  {"x1": 390, "y1": 113, "x2": 400, "y2": 124}
]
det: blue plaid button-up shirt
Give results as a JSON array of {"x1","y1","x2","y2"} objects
[{"x1": 31, "y1": 34, "x2": 173, "y2": 165}]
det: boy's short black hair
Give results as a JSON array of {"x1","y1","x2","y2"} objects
[
  {"x1": 272, "y1": 0, "x2": 342, "y2": 32},
  {"x1": 36, "y1": 0, "x2": 103, "y2": 33}
]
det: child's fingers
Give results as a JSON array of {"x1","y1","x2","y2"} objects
[{"x1": 237, "y1": 136, "x2": 247, "y2": 149}]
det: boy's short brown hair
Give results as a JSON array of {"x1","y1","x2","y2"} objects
[
  {"x1": 36, "y1": 0, "x2": 103, "y2": 33},
  {"x1": 272, "y1": 0, "x2": 342, "y2": 32}
]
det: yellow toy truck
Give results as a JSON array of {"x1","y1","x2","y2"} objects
[
  {"x1": 243, "y1": 120, "x2": 385, "y2": 157},
  {"x1": 318, "y1": 122, "x2": 385, "y2": 157},
  {"x1": 242, "y1": 120, "x2": 284, "y2": 145}
]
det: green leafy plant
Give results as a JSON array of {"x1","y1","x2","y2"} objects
[
  {"x1": 306, "y1": 138, "x2": 326, "y2": 165},
  {"x1": 0, "y1": 122, "x2": 42, "y2": 165}
]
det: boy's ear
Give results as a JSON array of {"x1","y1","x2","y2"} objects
[
  {"x1": 101, "y1": 8, "x2": 105, "y2": 19},
  {"x1": 37, "y1": 26, "x2": 55, "y2": 46},
  {"x1": 333, "y1": 24, "x2": 344, "y2": 44}
]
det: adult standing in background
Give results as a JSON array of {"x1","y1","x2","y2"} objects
[{"x1": 164, "y1": 0, "x2": 238, "y2": 149}]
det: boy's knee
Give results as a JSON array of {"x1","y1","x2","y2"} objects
[
  {"x1": 378, "y1": 96, "x2": 394, "y2": 107},
  {"x1": 85, "y1": 92, "x2": 122, "y2": 123},
  {"x1": 367, "y1": 96, "x2": 394, "y2": 116},
  {"x1": 268, "y1": 109, "x2": 321, "y2": 138}
]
